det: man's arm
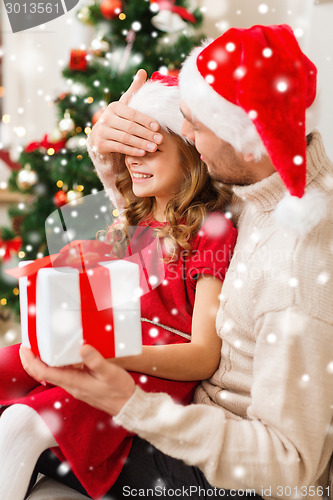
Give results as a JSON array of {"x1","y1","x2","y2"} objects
[
  {"x1": 112, "y1": 308, "x2": 333, "y2": 495},
  {"x1": 20, "y1": 309, "x2": 333, "y2": 495}
]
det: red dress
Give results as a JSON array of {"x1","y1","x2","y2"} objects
[{"x1": 0, "y1": 213, "x2": 236, "y2": 499}]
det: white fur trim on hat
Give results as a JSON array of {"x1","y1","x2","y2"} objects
[
  {"x1": 128, "y1": 79, "x2": 190, "y2": 142},
  {"x1": 179, "y1": 42, "x2": 319, "y2": 159},
  {"x1": 273, "y1": 188, "x2": 328, "y2": 238}
]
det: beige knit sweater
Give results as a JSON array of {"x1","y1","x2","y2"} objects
[{"x1": 90, "y1": 131, "x2": 333, "y2": 499}]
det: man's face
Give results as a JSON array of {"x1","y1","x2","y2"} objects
[{"x1": 180, "y1": 102, "x2": 257, "y2": 186}]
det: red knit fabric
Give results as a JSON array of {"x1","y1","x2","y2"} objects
[{"x1": 0, "y1": 212, "x2": 236, "y2": 498}]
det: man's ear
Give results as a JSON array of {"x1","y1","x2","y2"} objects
[{"x1": 243, "y1": 152, "x2": 255, "y2": 162}]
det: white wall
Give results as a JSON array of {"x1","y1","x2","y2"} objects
[
  {"x1": 200, "y1": 0, "x2": 312, "y2": 39},
  {"x1": 306, "y1": 1, "x2": 333, "y2": 159}
]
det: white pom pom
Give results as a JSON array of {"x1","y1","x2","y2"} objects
[{"x1": 273, "y1": 189, "x2": 328, "y2": 238}]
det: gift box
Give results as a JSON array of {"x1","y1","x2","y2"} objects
[{"x1": 17, "y1": 246, "x2": 142, "y2": 366}]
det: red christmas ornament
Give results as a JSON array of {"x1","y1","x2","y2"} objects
[
  {"x1": 92, "y1": 108, "x2": 105, "y2": 125},
  {"x1": 69, "y1": 50, "x2": 88, "y2": 72},
  {"x1": 167, "y1": 69, "x2": 180, "y2": 78},
  {"x1": 100, "y1": 0, "x2": 122, "y2": 20},
  {"x1": 54, "y1": 190, "x2": 67, "y2": 208}
]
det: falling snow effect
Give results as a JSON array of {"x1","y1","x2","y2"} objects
[{"x1": 0, "y1": 3, "x2": 332, "y2": 499}]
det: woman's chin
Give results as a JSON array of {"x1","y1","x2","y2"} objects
[{"x1": 132, "y1": 188, "x2": 152, "y2": 198}]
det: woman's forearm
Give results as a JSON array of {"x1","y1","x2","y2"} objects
[{"x1": 110, "y1": 342, "x2": 220, "y2": 381}]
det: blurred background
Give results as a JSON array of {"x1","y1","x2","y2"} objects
[
  {"x1": 1, "y1": 0, "x2": 332, "y2": 156},
  {"x1": 0, "y1": 0, "x2": 332, "y2": 342}
]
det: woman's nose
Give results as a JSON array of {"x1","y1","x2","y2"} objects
[{"x1": 125, "y1": 155, "x2": 142, "y2": 167}]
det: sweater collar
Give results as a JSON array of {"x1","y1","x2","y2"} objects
[{"x1": 232, "y1": 131, "x2": 329, "y2": 212}]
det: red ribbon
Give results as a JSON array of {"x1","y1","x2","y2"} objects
[
  {"x1": 150, "y1": 0, "x2": 196, "y2": 23},
  {"x1": 8, "y1": 240, "x2": 117, "y2": 360},
  {"x1": 0, "y1": 236, "x2": 22, "y2": 261},
  {"x1": 25, "y1": 134, "x2": 66, "y2": 154}
]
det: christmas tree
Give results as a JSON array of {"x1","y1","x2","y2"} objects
[{"x1": 0, "y1": 0, "x2": 204, "y2": 319}]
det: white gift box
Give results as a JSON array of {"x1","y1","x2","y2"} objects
[{"x1": 19, "y1": 259, "x2": 142, "y2": 366}]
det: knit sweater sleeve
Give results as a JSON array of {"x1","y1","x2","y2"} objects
[
  {"x1": 87, "y1": 138, "x2": 126, "y2": 210},
  {"x1": 114, "y1": 307, "x2": 333, "y2": 496}
]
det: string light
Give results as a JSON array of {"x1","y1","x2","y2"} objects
[
  {"x1": 47, "y1": 148, "x2": 55, "y2": 156},
  {"x1": 77, "y1": 155, "x2": 83, "y2": 160},
  {"x1": 84, "y1": 127, "x2": 91, "y2": 135},
  {"x1": 119, "y1": 13, "x2": 126, "y2": 20},
  {"x1": 57, "y1": 180, "x2": 64, "y2": 188},
  {"x1": 0, "y1": 298, "x2": 7, "y2": 305},
  {"x1": 18, "y1": 251, "x2": 26, "y2": 258},
  {"x1": 77, "y1": 185, "x2": 84, "y2": 191},
  {"x1": 13, "y1": 288, "x2": 19, "y2": 296},
  {"x1": 86, "y1": 97, "x2": 94, "y2": 104}
]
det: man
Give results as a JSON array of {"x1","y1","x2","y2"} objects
[{"x1": 23, "y1": 25, "x2": 333, "y2": 500}]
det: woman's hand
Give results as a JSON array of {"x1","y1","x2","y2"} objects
[
  {"x1": 88, "y1": 69, "x2": 163, "y2": 157},
  {"x1": 19, "y1": 345, "x2": 135, "y2": 416}
]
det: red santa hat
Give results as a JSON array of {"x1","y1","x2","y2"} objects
[
  {"x1": 179, "y1": 24, "x2": 327, "y2": 237},
  {"x1": 128, "y1": 71, "x2": 191, "y2": 142}
]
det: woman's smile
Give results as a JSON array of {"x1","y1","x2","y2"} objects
[{"x1": 130, "y1": 171, "x2": 154, "y2": 182}]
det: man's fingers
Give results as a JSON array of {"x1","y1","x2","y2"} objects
[
  {"x1": 110, "y1": 113, "x2": 163, "y2": 145},
  {"x1": 120, "y1": 69, "x2": 147, "y2": 105},
  {"x1": 97, "y1": 140, "x2": 145, "y2": 157},
  {"x1": 101, "y1": 127, "x2": 161, "y2": 155},
  {"x1": 110, "y1": 101, "x2": 160, "y2": 133},
  {"x1": 88, "y1": 77, "x2": 162, "y2": 156}
]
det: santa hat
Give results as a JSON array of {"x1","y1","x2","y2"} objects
[
  {"x1": 128, "y1": 71, "x2": 191, "y2": 142},
  {"x1": 179, "y1": 24, "x2": 327, "y2": 237}
]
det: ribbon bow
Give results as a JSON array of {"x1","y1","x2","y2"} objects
[
  {"x1": 0, "y1": 236, "x2": 22, "y2": 261},
  {"x1": 150, "y1": 0, "x2": 196, "y2": 23},
  {"x1": 25, "y1": 134, "x2": 66, "y2": 154},
  {"x1": 6, "y1": 239, "x2": 114, "y2": 279},
  {"x1": 7, "y1": 240, "x2": 118, "y2": 359}
]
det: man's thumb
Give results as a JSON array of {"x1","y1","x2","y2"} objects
[{"x1": 120, "y1": 69, "x2": 147, "y2": 104}]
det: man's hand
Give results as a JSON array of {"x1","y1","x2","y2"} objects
[
  {"x1": 88, "y1": 69, "x2": 163, "y2": 157},
  {"x1": 20, "y1": 345, "x2": 135, "y2": 416}
]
